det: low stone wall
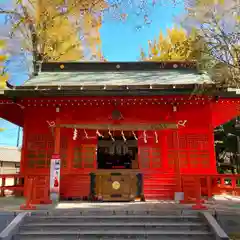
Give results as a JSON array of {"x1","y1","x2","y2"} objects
[
  {"x1": 216, "y1": 211, "x2": 240, "y2": 235},
  {"x1": 0, "y1": 212, "x2": 16, "y2": 233}
]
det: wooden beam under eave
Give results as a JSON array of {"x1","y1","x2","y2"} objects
[{"x1": 58, "y1": 123, "x2": 178, "y2": 130}]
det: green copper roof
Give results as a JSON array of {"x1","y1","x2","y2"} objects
[{"x1": 22, "y1": 70, "x2": 212, "y2": 87}]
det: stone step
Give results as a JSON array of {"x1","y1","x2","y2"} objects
[
  {"x1": 21, "y1": 222, "x2": 209, "y2": 231},
  {"x1": 16, "y1": 236, "x2": 214, "y2": 240},
  {"x1": 25, "y1": 215, "x2": 202, "y2": 223},
  {"x1": 30, "y1": 209, "x2": 187, "y2": 216},
  {"x1": 16, "y1": 230, "x2": 213, "y2": 240},
  {"x1": 15, "y1": 235, "x2": 214, "y2": 240}
]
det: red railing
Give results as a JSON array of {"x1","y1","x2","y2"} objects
[
  {"x1": 180, "y1": 174, "x2": 240, "y2": 209},
  {"x1": 0, "y1": 174, "x2": 51, "y2": 209},
  {"x1": 1, "y1": 173, "x2": 240, "y2": 210},
  {"x1": 0, "y1": 174, "x2": 24, "y2": 197}
]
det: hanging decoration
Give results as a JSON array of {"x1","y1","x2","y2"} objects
[
  {"x1": 154, "y1": 131, "x2": 158, "y2": 143},
  {"x1": 178, "y1": 120, "x2": 187, "y2": 127},
  {"x1": 96, "y1": 130, "x2": 103, "y2": 138},
  {"x1": 84, "y1": 129, "x2": 89, "y2": 139},
  {"x1": 121, "y1": 130, "x2": 126, "y2": 142},
  {"x1": 46, "y1": 121, "x2": 56, "y2": 137},
  {"x1": 15, "y1": 103, "x2": 25, "y2": 109},
  {"x1": 73, "y1": 128, "x2": 78, "y2": 140},
  {"x1": 46, "y1": 121, "x2": 56, "y2": 127},
  {"x1": 132, "y1": 131, "x2": 138, "y2": 140},
  {"x1": 143, "y1": 131, "x2": 147, "y2": 143},
  {"x1": 108, "y1": 129, "x2": 115, "y2": 142}
]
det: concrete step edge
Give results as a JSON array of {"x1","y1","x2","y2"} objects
[
  {"x1": 23, "y1": 222, "x2": 206, "y2": 227},
  {"x1": 18, "y1": 230, "x2": 212, "y2": 235},
  {"x1": 27, "y1": 215, "x2": 200, "y2": 219}
]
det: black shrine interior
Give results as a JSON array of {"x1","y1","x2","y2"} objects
[{"x1": 97, "y1": 132, "x2": 138, "y2": 169}]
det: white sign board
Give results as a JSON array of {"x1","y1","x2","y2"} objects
[{"x1": 50, "y1": 154, "x2": 61, "y2": 201}]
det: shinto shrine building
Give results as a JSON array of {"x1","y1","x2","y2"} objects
[{"x1": 0, "y1": 61, "x2": 240, "y2": 203}]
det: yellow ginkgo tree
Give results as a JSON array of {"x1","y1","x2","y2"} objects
[
  {"x1": 0, "y1": 40, "x2": 8, "y2": 89},
  {"x1": 0, "y1": 0, "x2": 108, "y2": 74},
  {"x1": 0, "y1": 41, "x2": 8, "y2": 133},
  {"x1": 140, "y1": 27, "x2": 201, "y2": 61}
]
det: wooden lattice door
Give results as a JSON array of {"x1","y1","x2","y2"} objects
[
  {"x1": 26, "y1": 134, "x2": 53, "y2": 172},
  {"x1": 138, "y1": 136, "x2": 162, "y2": 170},
  {"x1": 138, "y1": 146, "x2": 161, "y2": 169},
  {"x1": 81, "y1": 144, "x2": 97, "y2": 169},
  {"x1": 166, "y1": 130, "x2": 213, "y2": 174},
  {"x1": 71, "y1": 141, "x2": 97, "y2": 170},
  {"x1": 61, "y1": 140, "x2": 97, "y2": 199}
]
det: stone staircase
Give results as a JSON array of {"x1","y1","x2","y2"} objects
[{"x1": 14, "y1": 210, "x2": 216, "y2": 240}]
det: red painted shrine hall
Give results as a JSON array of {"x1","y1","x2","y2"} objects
[{"x1": 1, "y1": 61, "x2": 240, "y2": 203}]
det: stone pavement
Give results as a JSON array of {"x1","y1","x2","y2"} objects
[
  {"x1": 0, "y1": 196, "x2": 240, "y2": 238},
  {"x1": 0, "y1": 196, "x2": 239, "y2": 213}
]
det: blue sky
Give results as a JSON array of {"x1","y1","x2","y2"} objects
[
  {"x1": 0, "y1": 0, "x2": 185, "y2": 147},
  {"x1": 100, "y1": 1, "x2": 185, "y2": 61}
]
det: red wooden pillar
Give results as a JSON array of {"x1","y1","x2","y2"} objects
[
  {"x1": 174, "y1": 129, "x2": 182, "y2": 192},
  {"x1": 54, "y1": 108, "x2": 61, "y2": 155},
  {"x1": 20, "y1": 122, "x2": 27, "y2": 175},
  {"x1": 209, "y1": 103, "x2": 218, "y2": 174},
  {"x1": 160, "y1": 130, "x2": 168, "y2": 171},
  {"x1": 47, "y1": 107, "x2": 61, "y2": 204},
  {"x1": 66, "y1": 134, "x2": 73, "y2": 174}
]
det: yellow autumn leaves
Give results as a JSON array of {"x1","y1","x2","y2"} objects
[
  {"x1": 0, "y1": 40, "x2": 8, "y2": 89},
  {"x1": 141, "y1": 27, "x2": 198, "y2": 61},
  {"x1": 33, "y1": 0, "x2": 106, "y2": 61}
]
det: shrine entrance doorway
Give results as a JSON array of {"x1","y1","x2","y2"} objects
[
  {"x1": 92, "y1": 131, "x2": 141, "y2": 201},
  {"x1": 97, "y1": 131, "x2": 139, "y2": 170}
]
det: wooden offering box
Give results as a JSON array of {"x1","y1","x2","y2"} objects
[{"x1": 90, "y1": 170, "x2": 143, "y2": 201}]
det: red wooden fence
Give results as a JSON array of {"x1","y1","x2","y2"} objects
[
  {"x1": 1, "y1": 173, "x2": 240, "y2": 209},
  {"x1": 180, "y1": 174, "x2": 240, "y2": 208},
  {"x1": 0, "y1": 174, "x2": 24, "y2": 197}
]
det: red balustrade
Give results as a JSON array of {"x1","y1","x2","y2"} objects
[
  {"x1": 0, "y1": 174, "x2": 51, "y2": 209},
  {"x1": 180, "y1": 174, "x2": 240, "y2": 208},
  {"x1": 1, "y1": 173, "x2": 240, "y2": 210},
  {"x1": 0, "y1": 174, "x2": 24, "y2": 197}
]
